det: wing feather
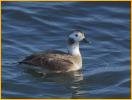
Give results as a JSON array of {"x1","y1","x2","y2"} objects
[{"x1": 20, "y1": 51, "x2": 74, "y2": 72}]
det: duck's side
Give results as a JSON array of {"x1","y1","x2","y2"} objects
[{"x1": 20, "y1": 50, "x2": 82, "y2": 72}]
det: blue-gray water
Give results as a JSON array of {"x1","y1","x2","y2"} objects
[{"x1": 2, "y1": 2, "x2": 130, "y2": 98}]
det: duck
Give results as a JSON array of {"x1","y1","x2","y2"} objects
[{"x1": 20, "y1": 31, "x2": 89, "y2": 73}]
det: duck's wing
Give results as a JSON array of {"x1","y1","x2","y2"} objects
[{"x1": 20, "y1": 50, "x2": 74, "y2": 72}]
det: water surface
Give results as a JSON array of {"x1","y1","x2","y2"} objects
[{"x1": 2, "y1": 2, "x2": 130, "y2": 98}]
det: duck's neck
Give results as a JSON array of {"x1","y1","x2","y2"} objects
[{"x1": 68, "y1": 42, "x2": 81, "y2": 56}]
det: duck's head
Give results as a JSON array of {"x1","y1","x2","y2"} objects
[{"x1": 68, "y1": 30, "x2": 88, "y2": 44}]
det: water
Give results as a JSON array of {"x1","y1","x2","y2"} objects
[{"x1": 2, "y1": 2, "x2": 130, "y2": 98}]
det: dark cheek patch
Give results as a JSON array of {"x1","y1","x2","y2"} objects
[{"x1": 68, "y1": 38, "x2": 75, "y2": 45}]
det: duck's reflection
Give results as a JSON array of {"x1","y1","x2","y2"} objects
[
  {"x1": 25, "y1": 67, "x2": 84, "y2": 98},
  {"x1": 25, "y1": 67, "x2": 83, "y2": 82}
]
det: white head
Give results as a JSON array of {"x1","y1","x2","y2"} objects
[
  {"x1": 67, "y1": 31, "x2": 88, "y2": 56},
  {"x1": 69, "y1": 31, "x2": 86, "y2": 43}
]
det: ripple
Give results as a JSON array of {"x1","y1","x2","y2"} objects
[{"x1": 2, "y1": 2, "x2": 130, "y2": 98}]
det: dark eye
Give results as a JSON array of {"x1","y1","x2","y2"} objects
[{"x1": 75, "y1": 34, "x2": 78, "y2": 37}]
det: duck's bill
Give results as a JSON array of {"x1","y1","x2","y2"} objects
[{"x1": 82, "y1": 38, "x2": 90, "y2": 43}]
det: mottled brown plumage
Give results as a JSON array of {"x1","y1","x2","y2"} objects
[{"x1": 21, "y1": 50, "x2": 82, "y2": 72}]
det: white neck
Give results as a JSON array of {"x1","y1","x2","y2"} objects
[{"x1": 68, "y1": 42, "x2": 81, "y2": 56}]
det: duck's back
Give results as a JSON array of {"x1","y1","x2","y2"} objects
[{"x1": 21, "y1": 50, "x2": 82, "y2": 72}]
